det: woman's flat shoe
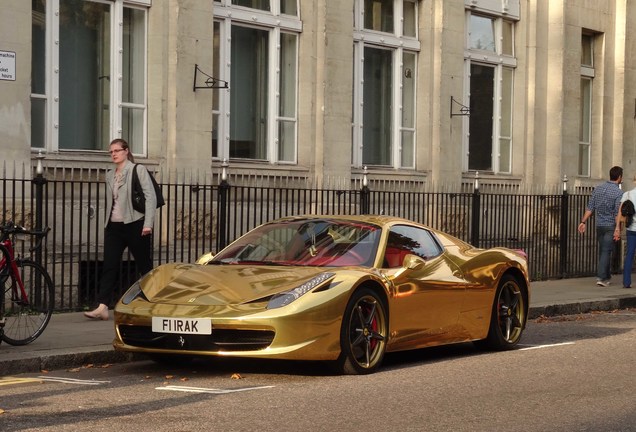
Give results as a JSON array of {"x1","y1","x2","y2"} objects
[{"x1": 84, "y1": 307, "x2": 109, "y2": 321}]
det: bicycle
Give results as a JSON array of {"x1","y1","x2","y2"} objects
[{"x1": 0, "y1": 221, "x2": 54, "y2": 346}]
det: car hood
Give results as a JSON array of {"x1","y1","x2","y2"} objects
[{"x1": 139, "y1": 262, "x2": 333, "y2": 306}]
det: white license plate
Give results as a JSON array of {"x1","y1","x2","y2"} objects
[{"x1": 152, "y1": 317, "x2": 212, "y2": 335}]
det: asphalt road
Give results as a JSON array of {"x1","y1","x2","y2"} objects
[{"x1": 1, "y1": 310, "x2": 635, "y2": 432}]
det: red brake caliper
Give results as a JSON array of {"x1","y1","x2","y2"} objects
[{"x1": 368, "y1": 307, "x2": 378, "y2": 350}]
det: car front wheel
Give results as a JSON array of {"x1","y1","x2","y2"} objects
[{"x1": 336, "y1": 288, "x2": 388, "y2": 375}]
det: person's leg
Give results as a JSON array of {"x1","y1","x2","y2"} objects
[
  {"x1": 126, "y1": 218, "x2": 154, "y2": 277},
  {"x1": 623, "y1": 231, "x2": 636, "y2": 287},
  {"x1": 94, "y1": 223, "x2": 127, "y2": 307},
  {"x1": 597, "y1": 226, "x2": 614, "y2": 282}
]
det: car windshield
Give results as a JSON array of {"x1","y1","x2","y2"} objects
[{"x1": 211, "y1": 219, "x2": 381, "y2": 267}]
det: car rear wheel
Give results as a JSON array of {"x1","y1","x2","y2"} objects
[
  {"x1": 477, "y1": 274, "x2": 526, "y2": 350},
  {"x1": 336, "y1": 288, "x2": 387, "y2": 375}
]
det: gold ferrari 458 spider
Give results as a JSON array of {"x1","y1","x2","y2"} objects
[{"x1": 113, "y1": 215, "x2": 530, "y2": 374}]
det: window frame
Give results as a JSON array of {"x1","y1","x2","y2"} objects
[
  {"x1": 463, "y1": 11, "x2": 517, "y2": 174},
  {"x1": 578, "y1": 33, "x2": 595, "y2": 177},
  {"x1": 215, "y1": 0, "x2": 300, "y2": 18},
  {"x1": 352, "y1": 0, "x2": 420, "y2": 169},
  {"x1": 578, "y1": 77, "x2": 592, "y2": 177},
  {"x1": 120, "y1": 6, "x2": 149, "y2": 155},
  {"x1": 30, "y1": 0, "x2": 149, "y2": 155},
  {"x1": 386, "y1": 224, "x2": 443, "y2": 262},
  {"x1": 31, "y1": 0, "x2": 47, "y2": 150},
  {"x1": 213, "y1": 1, "x2": 301, "y2": 164}
]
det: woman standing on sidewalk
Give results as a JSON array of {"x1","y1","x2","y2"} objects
[
  {"x1": 614, "y1": 175, "x2": 636, "y2": 289},
  {"x1": 84, "y1": 138, "x2": 157, "y2": 320}
]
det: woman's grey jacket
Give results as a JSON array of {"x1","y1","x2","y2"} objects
[{"x1": 104, "y1": 160, "x2": 156, "y2": 229}]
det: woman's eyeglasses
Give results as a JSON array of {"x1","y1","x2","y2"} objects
[{"x1": 109, "y1": 148, "x2": 126, "y2": 155}]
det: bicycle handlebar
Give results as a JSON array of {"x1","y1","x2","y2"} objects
[{"x1": 0, "y1": 221, "x2": 50, "y2": 248}]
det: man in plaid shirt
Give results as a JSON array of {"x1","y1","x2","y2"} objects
[{"x1": 578, "y1": 166, "x2": 623, "y2": 286}]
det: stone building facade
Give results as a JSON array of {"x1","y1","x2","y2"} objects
[{"x1": 1, "y1": 0, "x2": 635, "y2": 191}]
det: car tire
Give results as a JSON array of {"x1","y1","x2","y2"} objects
[
  {"x1": 335, "y1": 288, "x2": 388, "y2": 375},
  {"x1": 476, "y1": 274, "x2": 527, "y2": 350}
]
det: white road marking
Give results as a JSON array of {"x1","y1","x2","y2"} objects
[
  {"x1": 156, "y1": 385, "x2": 274, "y2": 394},
  {"x1": 519, "y1": 342, "x2": 575, "y2": 351},
  {"x1": 0, "y1": 377, "x2": 43, "y2": 386},
  {"x1": 37, "y1": 376, "x2": 110, "y2": 385}
]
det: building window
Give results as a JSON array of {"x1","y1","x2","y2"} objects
[
  {"x1": 31, "y1": 0, "x2": 46, "y2": 150},
  {"x1": 278, "y1": 32, "x2": 298, "y2": 162},
  {"x1": 212, "y1": 21, "x2": 222, "y2": 159},
  {"x1": 30, "y1": 0, "x2": 149, "y2": 154},
  {"x1": 121, "y1": 7, "x2": 147, "y2": 154},
  {"x1": 352, "y1": 0, "x2": 419, "y2": 169},
  {"x1": 579, "y1": 33, "x2": 595, "y2": 177},
  {"x1": 232, "y1": 0, "x2": 270, "y2": 11},
  {"x1": 464, "y1": 12, "x2": 516, "y2": 173},
  {"x1": 213, "y1": 0, "x2": 300, "y2": 163}
]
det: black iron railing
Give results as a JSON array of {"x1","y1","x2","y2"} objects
[{"x1": 0, "y1": 165, "x2": 610, "y2": 311}]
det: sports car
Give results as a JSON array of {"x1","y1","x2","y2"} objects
[{"x1": 113, "y1": 215, "x2": 530, "y2": 374}]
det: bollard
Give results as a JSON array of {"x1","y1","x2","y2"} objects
[
  {"x1": 560, "y1": 175, "x2": 569, "y2": 277},
  {"x1": 470, "y1": 172, "x2": 480, "y2": 247},
  {"x1": 217, "y1": 159, "x2": 230, "y2": 251},
  {"x1": 360, "y1": 166, "x2": 370, "y2": 215},
  {"x1": 33, "y1": 151, "x2": 47, "y2": 305}
]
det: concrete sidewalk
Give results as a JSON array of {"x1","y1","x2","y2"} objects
[{"x1": 1, "y1": 277, "x2": 635, "y2": 376}]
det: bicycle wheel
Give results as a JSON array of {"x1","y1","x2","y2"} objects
[{"x1": 1, "y1": 259, "x2": 54, "y2": 345}]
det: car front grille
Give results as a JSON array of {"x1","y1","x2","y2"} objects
[{"x1": 119, "y1": 325, "x2": 275, "y2": 352}]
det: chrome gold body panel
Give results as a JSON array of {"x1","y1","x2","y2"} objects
[{"x1": 113, "y1": 215, "x2": 530, "y2": 367}]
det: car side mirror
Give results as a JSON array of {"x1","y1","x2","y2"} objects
[
  {"x1": 403, "y1": 254, "x2": 425, "y2": 270},
  {"x1": 196, "y1": 252, "x2": 214, "y2": 265},
  {"x1": 387, "y1": 254, "x2": 425, "y2": 281}
]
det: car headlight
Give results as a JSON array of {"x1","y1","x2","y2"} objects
[
  {"x1": 121, "y1": 281, "x2": 145, "y2": 305},
  {"x1": 267, "y1": 272, "x2": 336, "y2": 309}
]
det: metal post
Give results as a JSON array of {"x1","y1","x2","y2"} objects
[
  {"x1": 360, "y1": 166, "x2": 370, "y2": 215},
  {"x1": 612, "y1": 179, "x2": 623, "y2": 275},
  {"x1": 33, "y1": 151, "x2": 47, "y2": 304},
  {"x1": 560, "y1": 174, "x2": 569, "y2": 277},
  {"x1": 471, "y1": 172, "x2": 481, "y2": 247},
  {"x1": 217, "y1": 159, "x2": 230, "y2": 252}
]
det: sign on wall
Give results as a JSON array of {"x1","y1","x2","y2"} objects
[{"x1": 0, "y1": 50, "x2": 16, "y2": 81}]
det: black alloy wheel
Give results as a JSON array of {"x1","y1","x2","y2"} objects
[
  {"x1": 336, "y1": 288, "x2": 388, "y2": 375},
  {"x1": 477, "y1": 274, "x2": 526, "y2": 350}
]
